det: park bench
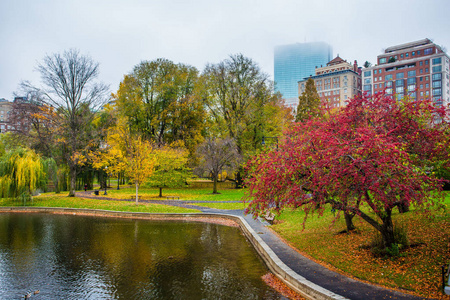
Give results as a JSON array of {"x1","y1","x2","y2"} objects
[
  {"x1": 130, "y1": 195, "x2": 142, "y2": 200},
  {"x1": 166, "y1": 196, "x2": 180, "y2": 200},
  {"x1": 263, "y1": 211, "x2": 275, "y2": 224}
]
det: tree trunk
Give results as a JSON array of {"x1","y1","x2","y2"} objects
[
  {"x1": 68, "y1": 164, "x2": 77, "y2": 197},
  {"x1": 380, "y1": 209, "x2": 395, "y2": 248},
  {"x1": 213, "y1": 176, "x2": 218, "y2": 194},
  {"x1": 159, "y1": 187, "x2": 163, "y2": 197},
  {"x1": 135, "y1": 181, "x2": 139, "y2": 205},
  {"x1": 344, "y1": 212, "x2": 356, "y2": 232},
  {"x1": 117, "y1": 174, "x2": 120, "y2": 190}
]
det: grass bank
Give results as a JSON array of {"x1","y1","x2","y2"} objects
[
  {"x1": 270, "y1": 195, "x2": 450, "y2": 299},
  {"x1": 0, "y1": 193, "x2": 200, "y2": 214}
]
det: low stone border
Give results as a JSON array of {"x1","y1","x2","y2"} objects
[{"x1": 0, "y1": 207, "x2": 346, "y2": 300}]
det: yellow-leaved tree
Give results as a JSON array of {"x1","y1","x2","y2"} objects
[{"x1": 100, "y1": 116, "x2": 156, "y2": 204}]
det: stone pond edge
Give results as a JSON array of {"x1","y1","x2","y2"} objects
[{"x1": 0, "y1": 207, "x2": 347, "y2": 300}]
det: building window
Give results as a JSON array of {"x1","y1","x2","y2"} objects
[
  {"x1": 425, "y1": 68, "x2": 429, "y2": 73},
  {"x1": 385, "y1": 74, "x2": 393, "y2": 81},
  {"x1": 407, "y1": 78, "x2": 416, "y2": 84},
  {"x1": 432, "y1": 57, "x2": 442, "y2": 65},
  {"x1": 420, "y1": 84, "x2": 423, "y2": 89},
  {"x1": 396, "y1": 72, "x2": 404, "y2": 79},
  {"x1": 424, "y1": 48, "x2": 433, "y2": 55},
  {"x1": 385, "y1": 81, "x2": 393, "y2": 87},
  {"x1": 419, "y1": 61, "x2": 423, "y2": 66},
  {"x1": 420, "y1": 69, "x2": 423, "y2": 74},
  {"x1": 405, "y1": 53, "x2": 409, "y2": 57},
  {"x1": 426, "y1": 91, "x2": 429, "y2": 96},
  {"x1": 432, "y1": 73, "x2": 442, "y2": 80},
  {"x1": 364, "y1": 78, "x2": 371, "y2": 84},
  {"x1": 426, "y1": 83, "x2": 429, "y2": 88},
  {"x1": 425, "y1": 76, "x2": 429, "y2": 81},
  {"x1": 432, "y1": 66, "x2": 442, "y2": 72},
  {"x1": 420, "y1": 91, "x2": 424, "y2": 96},
  {"x1": 433, "y1": 88, "x2": 442, "y2": 96},
  {"x1": 379, "y1": 58, "x2": 387, "y2": 64},
  {"x1": 386, "y1": 88, "x2": 393, "y2": 94},
  {"x1": 407, "y1": 70, "x2": 416, "y2": 77},
  {"x1": 364, "y1": 71, "x2": 371, "y2": 77},
  {"x1": 425, "y1": 60, "x2": 429, "y2": 65},
  {"x1": 374, "y1": 69, "x2": 377, "y2": 75},
  {"x1": 412, "y1": 51, "x2": 415, "y2": 56},
  {"x1": 408, "y1": 85, "x2": 416, "y2": 91},
  {"x1": 400, "y1": 54, "x2": 404, "y2": 58},
  {"x1": 417, "y1": 50, "x2": 421, "y2": 55},
  {"x1": 395, "y1": 80, "x2": 404, "y2": 87},
  {"x1": 432, "y1": 81, "x2": 442, "y2": 88}
]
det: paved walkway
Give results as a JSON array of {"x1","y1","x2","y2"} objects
[{"x1": 77, "y1": 192, "x2": 423, "y2": 300}]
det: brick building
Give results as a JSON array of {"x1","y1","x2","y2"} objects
[
  {"x1": 298, "y1": 56, "x2": 361, "y2": 109},
  {"x1": 361, "y1": 38, "x2": 450, "y2": 107}
]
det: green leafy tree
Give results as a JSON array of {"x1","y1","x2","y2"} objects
[
  {"x1": 0, "y1": 148, "x2": 46, "y2": 204},
  {"x1": 112, "y1": 59, "x2": 206, "y2": 161},
  {"x1": 201, "y1": 54, "x2": 290, "y2": 187},
  {"x1": 146, "y1": 145, "x2": 190, "y2": 197},
  {"x1": 296, "y1": 78, "x2": 321, "y2": 122}
]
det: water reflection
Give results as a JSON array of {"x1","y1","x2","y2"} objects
[{"x1": 0, "y1": 213, "x2": 285, "y2": 299}]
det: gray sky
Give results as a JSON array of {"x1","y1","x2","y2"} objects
[{"x1": 1, "y1": 0, "x2": 450, "y2": 100}]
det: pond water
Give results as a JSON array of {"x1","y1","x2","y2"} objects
[{"x1": 0, "y1": 213, "x2": 286, "y2": 299}]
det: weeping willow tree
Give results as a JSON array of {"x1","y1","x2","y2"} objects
[{"x1": 0, "y1": 148, "x2": 46, "y2": 204}]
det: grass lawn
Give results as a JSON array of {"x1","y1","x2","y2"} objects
[
  {"x1": 270, "y1": 193, "x2": 450, "y2": 299},
  {"x1": 0, "y1": 193, "x2": 200, "y2": 214},
  {"x1": 97, "y1": 185, "x2": 245, "y2": 202}
]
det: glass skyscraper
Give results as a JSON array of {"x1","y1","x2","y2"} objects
[{"x1": 274, "y1": 42, "x2": 332, "y2": 107}]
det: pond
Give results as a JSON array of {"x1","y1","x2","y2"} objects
[{"x1": 0, "y1": 213, "x2": 287, "y2": 299}]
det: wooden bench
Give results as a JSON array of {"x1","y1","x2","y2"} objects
[
  {"x1": 166, "y1": 196, "x2": 180, "y2": 200},
  {"x1": 130, "y1": 195, "x2": 142, "y2": 200}
]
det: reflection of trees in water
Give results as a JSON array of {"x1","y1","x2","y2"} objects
[{"x1": 0, "y1": 214, "x2": 281, "y2": 299}]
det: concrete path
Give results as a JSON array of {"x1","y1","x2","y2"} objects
[{"x1": 77, "y1": 192, "x2": 423, "y2": 300}]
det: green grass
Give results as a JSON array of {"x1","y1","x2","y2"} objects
[
  {"x1": 0, "y1": 194, "x2": 200, "y2": 214},
  {"x1": 97, "y1": 186, "x2": 245, "y2": 202}
]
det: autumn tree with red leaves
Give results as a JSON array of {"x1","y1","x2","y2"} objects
[{"x1": 245, "y1": 93, "x2": 449, "y2": 249}]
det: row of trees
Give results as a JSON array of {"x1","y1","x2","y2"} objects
[
  {"x1": 5, "y1": 48, "x2": 450, "y2": 252},
  {"x1": 3, "y1": 49, "x2": 291, "y2": 201}
]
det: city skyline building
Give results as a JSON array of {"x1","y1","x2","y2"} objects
[
  {"x1": 298, "y1": 56, "x2": 362, "y2": 109},
  {"x1": 361, "y1": 38, "x2": 450, "y2": 107},
  {"x1": 274, "y1": 42, "x2": 332, "y2": 108}
]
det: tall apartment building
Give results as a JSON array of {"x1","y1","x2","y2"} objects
[
  {"x1": 361, "y1": 38, "x2": 450, "y2": 107},
  {"x1": 298, "y1": 56, "x2": 361, "y2": 109},
  {"x1": 274, "y1": 42, "x2": 332, "y2": 108}
]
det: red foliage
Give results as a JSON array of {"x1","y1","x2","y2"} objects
[{"x1": 245, "y1": 93, "x2": 450, "y2": 247}]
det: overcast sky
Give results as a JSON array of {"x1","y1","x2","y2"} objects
[{"x1": 1, "y1": 0, "x2": 450, "y2": 100}]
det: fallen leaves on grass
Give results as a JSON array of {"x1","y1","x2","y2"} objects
[{"x1": 262, "y1": 273, "x2": 305, "y2": 300}]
